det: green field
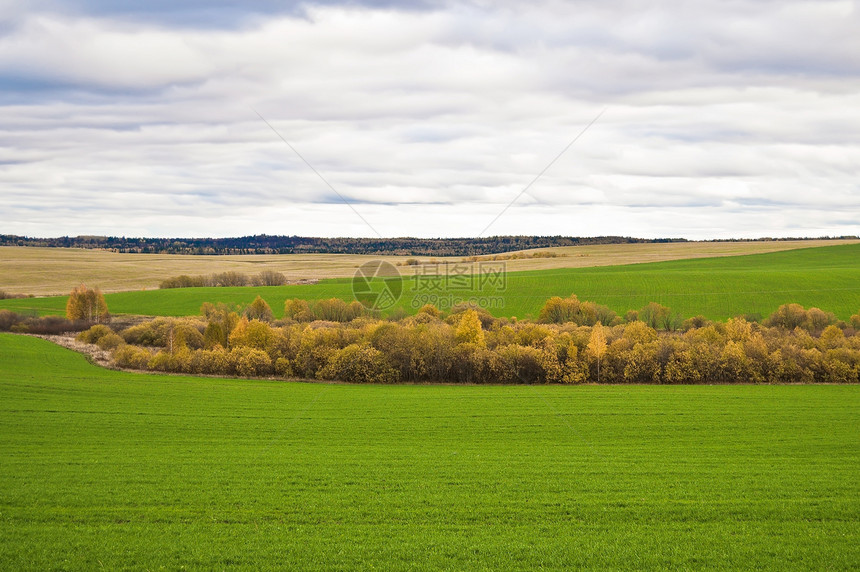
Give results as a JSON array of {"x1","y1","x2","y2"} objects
[
  {"x1": 3, "y1": 243, "x2": 860, "y2": 321},
  {"x1": 1, "y1": 333, "x2": 858, "y2": 569}
]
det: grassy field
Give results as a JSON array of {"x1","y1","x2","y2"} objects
[
  {"x1": 0, "y1": 333, "x2": 858, "y2": 569},
  {"x1": 0, "y1": 239, "x2": 855, "y2": 296},
  {"x1": 3, "y1": 242, "x2": 860, "y2": 321}
]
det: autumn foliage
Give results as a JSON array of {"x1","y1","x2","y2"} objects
[
  {"x1": 90, "y1": 295, "x2": 860, "y2": 385},
  {"x1": 65, "y1": 284, "x2": 109, "y2": 323}
]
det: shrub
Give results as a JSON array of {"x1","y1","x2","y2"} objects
[
  {"x1": 189, "y1": 347, "x2": 231, "y2": 375},
  {"x1": 539, "y1": 295, "x2": 580, "y2": 324},
  {"x1": 622, "y1": 321, "x2": 658, "y2": 345},
  {"x1": 412, "y1": 323, "x2": 455, "y2": 381},
  {"x1": 0, "y1": 310, "x2": 23, "y2": 331},
  {"x1": 228, "y1": 318, "x2": 276, "y2": 351},
  {"x1": 275, "y1": 357, "x2": 294, "y2": 377},
  {"x1": 664, "y1": 348, "x2": 703, "y2": 384},
  {"x1": 737, "y1": 313, "x2": 762, "y2": 324},
  {"x1": 725, "y1": 317, "x2": 753, "y2": 342},
  {"x1": 284, "y1": 299, "x2": 313, "y2": 322},
  {"x1": 148, "y1": 351, "x2": 172, "y2": 372},
  {"x1": 203, "y1": 322, "x2": 226, "y2": 349},
  {"x1": 77, "y1": 324, "x2": 113, "y2": 344},
  {"x1": 592, "y1": 303, "x2": 620, "y2": 326},
  {"x1": 160, "y1": 275, "x2": 206, "y2": 289},
  {"x1": 766, "y1": 303, "x2": 808, "y2": 330},
  {"x1": 717, "y1": 341, "x2": 761, "y2": 383},
  {"x1": 496, "y1": 344, "x2": 560, "y2": 384},
  {"x1": 113, "y1": 345, "x2": 152, "y2": 369},
  {"x1": 229, "y1": 346, "x2": 273, "y2": 377},
  {"x1": 169, "y1": 348, "x2": 194, "y2": 373},
  {"x1": 122, "y1": 318, "x2": 171, "y2": 346},
  {"x1": 200, "y1": 303, "x2": 240, "y2": 347},
  {"x1": 313, "y1": 298, "x2": 360, "y2": 322},
  {"x1": 252, "y1": 270, "x2": 287, "y2": 286},
  {"x1": 13, "y1": 316, "x2": 90, "y2": 335},
  {"x1": 97, "y1": 332, "x2": 125, "y2": 351},
  {"x1": 448, "y1": 342, "x2": 503, "y2": 384},
  {"x1": 538, "y1": 295, "x2": 616, "y2": 326},
  {"x1": 121, "y1": 317, "x2": 204, "y2": 349},
  {"x1": 622, "y1": 342, "x2": 661, "y2": 384},
  {"x1": 293, "y1": 326, "x2": 349, "y2": 378},
  {"x1": 416, "y1": 304, "x2": 441, "y2": 319},
  {"x1": 244, "y1": 296, "x2": 274, "y2": 322},
  {"x1": 513, "y1": 323, "x2": 553, "y2": 348},
  {"x1": 805, "y1": 307, "x2": 836, "y2": 332},
  {"x1": 560, "y1": 343, "x2": 587, "y2": 384},
  {"x1": 318, "y1": 344, "x2": 398, "y2": 384},
  {"x1": 448, "y1": 303, "x2": 496, "y2": 329},
  {"x1": 386, "y1": 307, "x2": 409, "y2": 322},
  {"x1": 682, "y1": 315, "x2": 710, "y2": 331},
  {"x1": 211, "y1": 271, "x2": 249, "y2": 287},
  {"x1": 639, "y1": 302, "x2": 681, "y2": 331}
]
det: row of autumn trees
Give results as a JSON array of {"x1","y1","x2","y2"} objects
[{"x1": 71, "y1": 292, "x2": 860, "y2": 384}]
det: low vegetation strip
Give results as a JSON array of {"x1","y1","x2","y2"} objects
[
  {"x1": 6, "y1": 293, "x2": 858, "y2": 385},
  {"x1": 2, "y1": 242, "x2": 859, "y2": 321},
  {"x1": 0, "y1": 333, "x2": 857, "y2": 569},
  {"x1": 70, "y1": 299, "x2": 860, "y2": 384}
]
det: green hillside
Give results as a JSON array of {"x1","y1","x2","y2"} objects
[{"x1": 1, "y1": 333, "x2": 858, "y2": 569}]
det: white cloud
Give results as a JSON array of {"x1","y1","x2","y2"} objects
[{"x1": 0, "y1": 0, "x2": 858, "y2": 239}]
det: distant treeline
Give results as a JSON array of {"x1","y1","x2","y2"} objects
[
  {"x1": 2, "y1": 234, "x2": 856, "y2": 256},
  {"x1": 1, "y1": 234, "x2": 690, "y2": 255}
]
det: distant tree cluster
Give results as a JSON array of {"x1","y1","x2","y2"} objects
[
  {"x1": 71, "y1": 294, "x2": 860, "y2": 385},
  {"x1": 4, "y1": 234, "x2": 856, "y2": 256},
  {"x1": 1, "y1": 234, "x2": 690, "y2": 256},
  {"x1": 160, "y1": 271, "x2": 288, "y2": 289}
]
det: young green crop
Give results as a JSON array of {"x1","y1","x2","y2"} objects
[{"x1": 1, "y1": 334, "x2": 858, "y2": 569}]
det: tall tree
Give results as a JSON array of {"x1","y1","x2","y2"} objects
[
  {"x1": 455, "y1": 309, "x2": 486, "y2": 348},
  {"x1": 244, "y1": 295, "x2": 274, "y2": 322},
  {"x1": 587, "y1": 323, "x2": 607, "y2": 383},
  {"x1": 65, "y1": 284, "x2": 109, "y2": 323}
]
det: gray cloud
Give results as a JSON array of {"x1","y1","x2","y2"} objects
[{"x1": 0, "y1": 0, "x2": 858, "y2": 239}]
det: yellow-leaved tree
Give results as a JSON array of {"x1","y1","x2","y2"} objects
[
  {"x1": 455, "y1": 309, "x2": 486, "y2": 348},
  {"x1": 587, "y1": 323, "x2": 607, "y2": 383},
  {"x1": 66, "y1": 284, "x2": 109, "y2": 323}
]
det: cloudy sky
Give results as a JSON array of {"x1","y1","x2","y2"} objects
[{"x1": 1, "y1": 0, "x2": 858, "y2": 239}]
